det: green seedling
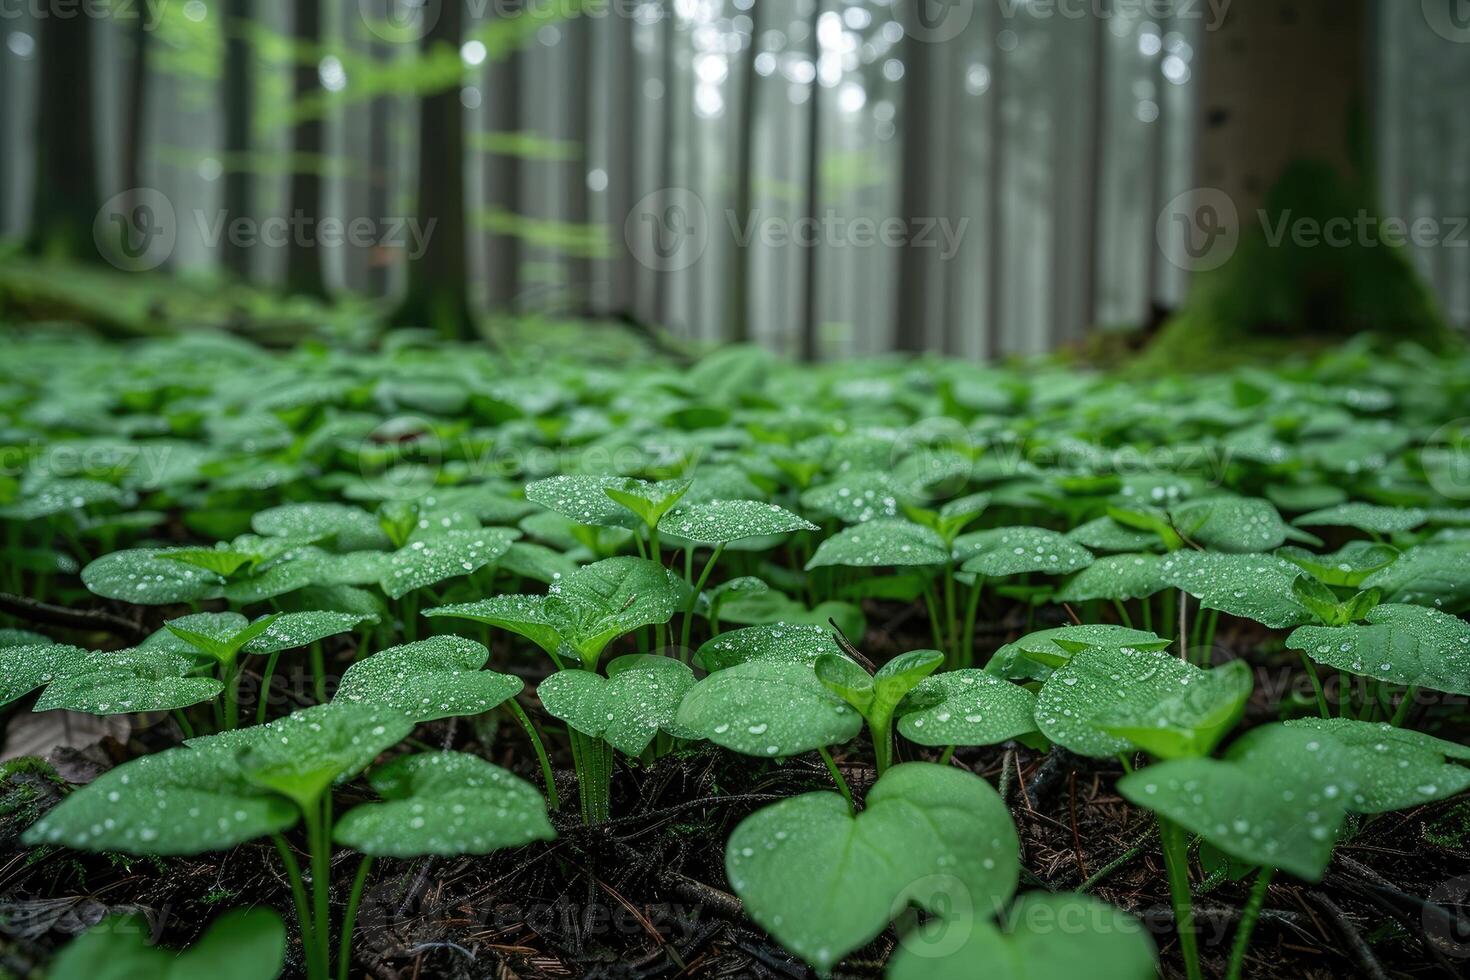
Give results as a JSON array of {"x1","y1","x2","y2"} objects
[{"x1": 46, "y1": 908, "x2": 285, "y2": 980}]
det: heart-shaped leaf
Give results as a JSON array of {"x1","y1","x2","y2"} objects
[
  {"x1": 252, "y1": 501, "x2": 392, "y2": 552},
  {"x1": 896, "y1": 670, "x2": 1038, "y2": 747},
  {"x1": 1160, "y1": 552, "x2": 1313, "y2": 628},
  {"x1": 1055, "y1": 554, "x2": 1168, "y2": 602},
  {"x1": 0, "y1": 644, "x2": 90, "y2": 707},
  {"x1": 1035, "y1": 647, "x2": 1206, "y2": 758},
  {"x1": 544, "y1": 557, "x2": 685, "y2": 666},
  {"x1": 22, "y1": 740, "x2": 298, "y2": 855},
  {"x1": 675, "y1": 659, "x2": 862, "y2": 757},
  {"x1": 1285, "y1": 603, "x2": 1470, "y2": 694},
  {"x1": 1278, "y1": 542, "x2": 1399, "y2": 588},
  {"x1": 34, "y1": 650, "x2": 225, "y2": 715},
  {"x1": 659, "y1": 499, "x2": 818, "y2": 544},
  {"x1": 726, "y1": 762, "x2": 1019, "y2": 972},
  {"x1": 1097, "y1": 659, "x2": 1253, "y2": 759},
  {"x1": 190, "y1": 703, "x2": 415, "y2": 813},
  {"x1": 334, "y1": 636, "x2": 522, "y2": 722},
  {"x1": 988, "y1": 625, "x2": 1171, "y2": 679},
  {"x1": 1118, "y1": 724, "x2": 1358, "y2": 880},
  {"x1": 1283, "y1": 718, "x2": 1470, "y2": 812},
  {"x1": 525, "y1": 475, "x2": 637, "y2": 527},
  {"x1": 1294, "y1": 503, "x2": 1429, "y2": 534},
  {"x1": 806, "y1": 519, "x2": 949, "y2": 569},
  {"x1": 1361, "y1": 543, "x2": 1470, "y2": 611},
  {"x1": 694, "y1": 624, "x2": 848, "y2": 671},
  {"x1": 47, "y1": 908, "x2": 286, "y2": 980},
  {"x1": 887, "y1": 892, "x2": 1157, "y2": 980},
  {"x1": 81, "y1": 548, "x2": 225, "y2": 604},
  {"x1": 242, "y1": 610, "x2": 378, "y2": 655},
  {"x1": 800, "y1": 472, "x2": 906, "y2": 524},
  {"x1": 603, "y1": 477, "x2": 693, "y2": 528},
  {"x1": 426, "y1": 595, "x2": 564, "y2": 657},
  {"x1": 334, "y1": 752, "x2": 555, "y2": 857},
  {"x1": 536, "y1": 655, "x2": 696, "y2": 755},
  {"x1": 1170, "y1": 497, "x2": 1304, "y2": 553},
  {"x1": 954, "y1": 527, "x2": 1094, "y2": 578},
  {"x1": 1068, "y1": 517, "x2": 1165, "y2": 554},
  {"x1": 381, "y1": 528, "x2": 518, "y2": 599}
]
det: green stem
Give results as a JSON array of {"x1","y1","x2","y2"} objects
[
  {"x1": 171, "y1": 708, "x2": 195, "y2": 740},
  {"x1": 960, "y1": 576, "x2": 983, "y2": 668},
  {"x1": 648, "y1": 526, "x2": 661, "y2": 565},
  {"x1": 1141, "y1": 596, "x2": 1153, "y2": 633},
  {"x1": 1159, "y1": 818, "x2": 1203, "y2": 980},
  {"x1": 817, "y1": 745, "x2": 854, "y2": 813},
  {"x1": 569, "y1": 728, "x2": 612, "y2": 824},
  {"x1": 1300, "y1": 653, "x2": 1331, "y2": 719},
  {"x1": 1112, "y1": 599, "x2": 1134, "y2": 630},
  {"x1": 1177, "y1": 589, "x2": 1189, "y2": 660},
  {"x1": 1225, "y1": 866, "x2": 1274, "y2": 980},
  {"x1": 310, "y1": 641, "x2": 327, "y2": 704},
  {"x1": 507, "y1": 700, "x2": 560, "y2": 811},
  {"x1": 337, "y1": 855, "x2": 374, "y2": 980},
  {"x1": 304, "y1": 798, "x2": 333, "y2": 980},
  {"x1": 1390, "y1": 686, "x2": 1418, "y2": 727},
  {"x1": 920, "y1": 579, "x2": 945, "y2": 652},
  {"x1": 938, "y1": 745, "x2": 956, "y2": 766},
  {"x1": 222, "y1": 659, "x2": 241, "y2": 731},
  {"x1": 679, "y1": 545, "x2": 724, "y2": 654},
  {"x1": 272, "y1": 834, "x2": 318, "y2": 978},
  {"x1": 257, "y1": 650, "x2": 282, "y2": 726},
  {"x1": 942, "y1": 563, "x2": 958, "y2": 656},
  {"x1": 871, "y1": 719, "x2": 893, "y2": 775}
]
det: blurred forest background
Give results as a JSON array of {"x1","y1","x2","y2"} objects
[{"x1": 0, "y1": 0, "x2": 1467, "y2": 358}]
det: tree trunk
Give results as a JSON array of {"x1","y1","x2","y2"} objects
[
  {"x1": 27, "y1": 10, "x2": 101, "y2": 261},
  {"x1": 484, "y1": 45, "x2": 522, "y2": 313},
  {"x1": 603, "y1": 8, "x2": 638, "y2": 316},
  {"x1": 562, "y1": 17, "x2": 591, "y2": 308},
  {"x1": 727, "y1": 9, "x2": 761, "y2": 344},
  {"x1": 891, "y1": 0, "x2": 940, "y2": 353},
  {"x1": 285, "y1": 0, "x2": 329, "y2": 298},
  {"x1": 391, "y1": 0, "x2": 475, "y2": 339},
  {"x1": 220, "y1": 0, "x2": 254, "y2": 280},
  {"x1": 798, "y1": 2, "x2": 822, "y2": 361},
  {"x1": 653, "y1": 3, "x2": 678, "y2": 328},
  {"x1": 123, "y1": 11, "x2": 148, "y2": 197}
]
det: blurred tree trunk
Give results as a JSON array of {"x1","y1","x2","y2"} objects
[
  {"x1": 392, "y1": 0, "x2": 476, "y2": 339},
  {"x1": 220, "y1": 0, "x2": 254, "y2": 280},
  {"x1": 27, "y1": 10, "x2": 101, "y2": 261},
  {"x1": 285, "y1": 0, "x2": 329, "y2": 298},
  {"x1": 603, "y1": 8, "x2": 638, "y2": 316},
  {"x1": 562, "y1": 17, "x2": 591, "y2": 307},
  {"x1": 653, "y1": 3, "x2": 677, "y2": 328},
  {"x1": 484, "y1": 43, "x2": 522, "y2": 312},
  {"x1": 982, "y1": 37, "x2": 1006, "y2": 360},
  {"x1": 891, "y1": 2, "x2": 940, "y2": 352},
  {"x1": 727, "y1": 7, "x2": 761, "y2": 344},
  {"x1": 366, "y1": 42, "x2": 392, "y2": 298},
  {"x1": 123, "y1": 11, "x2": 148, "y2": 199},
  {"x1": 798, "y1": 2, "x2": 821, "y2": 361}
]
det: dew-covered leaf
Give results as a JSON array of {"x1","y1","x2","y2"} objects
[
  {"x1": 243, "y1": 610, "x2": 377, "y2": 655},
  {"x1": 0, "y1": 477, "x2": 128, "y2": 520},
  {"x1": 81, "y1": 548, "x2": 225, "y2": 604},
  {"x1": 22, "y1": 740, "x2": 298, "y2": 855},
  {"x1": 1160, "y1": 551, "x2": 1313, "y2": 628},
  {"x1": 1171, "y1": 496, "x2": 1304, "y2": 553},
  {"x1": 381, "y1": 527, "x2": 518, "y2": 599},
  {"x1": 1294, "y1": 503, "x2": 1430, "y2": 534},
  {"x1": 425, "y1": 595, "x2": 563, "y2": 657},
  {"x1": 0, "y1": 644, "x2": 90, "y2": 707},
  {"x1": 1097, "y1": 659, "x2": 1253, "y2": 759},
  {"x1": 46, "y1": 908, "x2": 286, "y2": 980},
  {"x1": 603, "y1": 477, "x2": 693, "y2": 528},
  {"x1": 34, "y1": 650, "x2": 224, "y2": 715},
  {"x1": 1360, "y1": 543, "x2": 1470, "y2": 611},
  {"x1": 334, "y1": 636, "x2": 521, "y2": 722},
  {"x1": 498, "y1": 541, "x2": 580, "y2": 585},
  {"x1": 955, "y1": 527, "x2": 1094, "y2": 578},
  {"x1": 252, "y1": 501, "x2": 391, "y2": 552},
  {"x1": 1118, "y1": 724, "x2": 1358, "y2": 880},
  {"x1": 1055, "y1": 554, "x2": 1168, "y2": 602},
  {"x1": 800, "y1": 472, "x2": 906, "y2": 524},
  {"x1": 887, "y1": 892, "x2": 1157, "y2": 980},
  {"x1": 896, "y1": 670, "x2": 1038, "y2": 746},
  {"x1": 693, "y1": 624, "x2": 847, "y2": 671},
  {"x1": 675, "y1": 659, "x2": 862, "y2": 757},
  {"x1": 1067, "y1": 517, "x2": 1165, "y2": 554},
  {"x1": 659, "y1": 499, "x2": 818, "y2": 544},
  {"x1": 1285, "y1": 603, "x2": 1470, "y2": 694},
  {"x1": 525, "y1": 475, "x2": 636, "y2": 528},
  {"x1": 1278, "y1": 541, "x2": 1400, "y2": 588},
  {"x1": 805, "y1": 519, "x2": 949, "y2": 569},
  {"x1": 726, "y1": 763, "x2": 1019, "y2": 973},
  {"x1": 536, "y1": 655, "x2": 696, "y2": 755},
  {"x1": 1035, "y1": 646, "x2": 1204, "y2": 758},
  {"x1": 544, "y1": 557, "x2": 685, "y2": 666},
  {"x1": 334, "y1": 752, "x2": 555, "y2": 857},
  {"x1": 988, "y1": 625, "x2": 1171, "y2": 679},
  {"x1": 1283, "y1": 718, "x2": 1470, "y2": 812}
]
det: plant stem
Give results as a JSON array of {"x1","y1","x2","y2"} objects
[
  {"x1": 1159, "y1": 817, "x2": 1203, "y2": 980},
  {"x1": 257, "y1": 651, "x2": 282, "y2": 725},
  {"x1": 871, "y1": 720, "x2": 893, "y2": 775},
  {"x1": 920, "y1": 579, "x2": 945, "y2": 652},
  {"x1": 943, "y1": 564, "x2": 958, "y2": 656},
  {"x1": 568, "y1": 728, "x2": 612, "y2": 824},
  {"x1": 1112, "y1": 599, "x2": 1134, "y2": 629},
  {"x1": 1390, "y1": 686, "x2": 1418, "y2": 726},
  {"x1": 817, "y1": 745, "x2": 854, "y2": 813},
  {"x1": 171, "y1": 708, "x2": 195, "y2": 740},
  {"x1": 960, "y1": 576, "x2": 983, "y2": 668},
  {"x1": 1225, "y1": 866, "x2": 1274, "y2": 980},
  {"x1": 1177, "y1": 589, "x2": 1189, "y2": 660},
  {"x1": 309, "y1": 641, "x2": 327, "y2": 704},
  {"x1": 272, "y1": 834, "x2": 318, "y2": 978},
  {"x1": 222, "y1": 659, "x2": 241, "y2": 730},
  {"x1": 679, "y1": 544, "x2": 724, "y2": 653},
  {"x1": 303, "y1": 799, "x2": 333, "y2": 979},
  {"x1": 507, "y1": 700, "x2": 560, "y2": 811},
  {"x1": 938, "y1": 745, "x2": 956, "y2": 766},
  {"x1": 337, "y1": 855, "x2": 374, "y2": 980},
  {"x1": 1300, "y1": 653, "x2": 1331, "y2": 719}
]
